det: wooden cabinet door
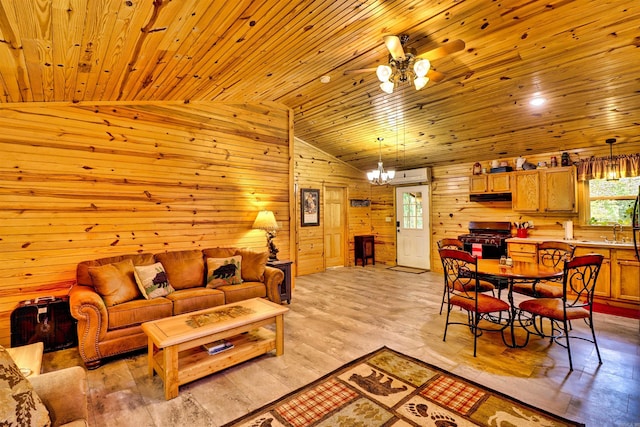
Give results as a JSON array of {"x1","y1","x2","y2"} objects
[
  {"x1": 507, "y1": 242, "x2": 537, "y2": 263},
  {"x1": 612, "y1": 250, "x2": 640, "y2": 302},
  {"x1": 543, "y1": 167, "x2": 577, "y2": 213},
  {"x1": 575, "y1": 247, "x2": 610, "y2": 298},
  {"x1": 512, "y1": 171, "x2": 540, "y2": 212},
  {"x1": 488, "y1": 173, "x2": 511, "y2": 192},
  {"x1": 469, "y1": 175, "x2": 488, "y2": 193}
]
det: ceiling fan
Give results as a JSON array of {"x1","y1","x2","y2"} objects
[{"x1": 345, "y1": 35, "x2": 465, "y2": 94}]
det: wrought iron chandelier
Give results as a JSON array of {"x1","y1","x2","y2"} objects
[{"x1": 367, "y1": 137, "x2": 395, "y2": 185}]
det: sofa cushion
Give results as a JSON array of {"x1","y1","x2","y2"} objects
[
  {"x1": 155, "y1": 250, "x2": 205, "y2": 290},
  {"x1": 88, "y1": 259, "x2": 142, "y2": 307},
  {"x1": 235, "y1": 249, "x2": 268, "y2": 282},
  {"x1": 203, "y1": 248, "x2": 237, "y2": 259},
  {"x1": 77, "y1": 253, "x2": 155, "y2": 287},
  {"x1": 0, "y1": 345, "x2": 51, "y2": 427},
  {"x1": 134, "y1": 262, "x2": 175, "y2": 299},
  {"x1": 107, "y1": 298, "x2": 173, "y2": 330},
  {"x1": 206, "y1": 256, "x2": 242, "y2": 288},
  {"x1": 218, "y1": 281, "x2": 266, "y2": 303},
  {"x1": 166, "y1": 288, "x2": 225, "y2": 315}
]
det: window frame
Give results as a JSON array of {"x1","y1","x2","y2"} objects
[{"x1": 579, "y1": 177, "x2": 640, "y2": 226}]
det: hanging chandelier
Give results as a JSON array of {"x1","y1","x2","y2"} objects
[
  {"x1": 605, "y1": 138, "x2": 619, "y2": 181},
  {"x1": 367, "y1": 137, "x2": 395, "y2": 185},
  {"x1": 376, "y1": 51, "x2": 430, "y2": 94}
]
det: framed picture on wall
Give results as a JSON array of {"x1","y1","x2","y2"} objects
[{"x1": 301, "y1": 188, "x2": 320, "y2": 227}]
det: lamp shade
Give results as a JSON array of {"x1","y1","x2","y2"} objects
[{"x1": 252, "y1": 210, "x2": 279, "y2": 231}]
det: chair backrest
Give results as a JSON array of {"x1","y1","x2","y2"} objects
[
  {"x1": 538, "y1": 241, "x2": 576, "y2": 267},
  {"x1": 438, "y1": 248, "x2": 478, "y2": 296},
  {"x1": 437, "y1": 238, "x2": 464, "y2": 250},
  {"x1": 563, "y1": 253, "x2": 604, "y2": 307}
]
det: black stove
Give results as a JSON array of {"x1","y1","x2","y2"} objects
[{"x1": 458, "y1": 221, "x2": 511, "y2": 259}]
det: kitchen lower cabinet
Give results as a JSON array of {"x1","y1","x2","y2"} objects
[
  {"x1": 611, "y1": 249, "x2": 640, "y2": 302},
  {"x1": 507, "y1": 241, "x2": 537, "y2": 263},
  {"x1": 575, "y1": 247, "x2": 611, "y2": 298}
]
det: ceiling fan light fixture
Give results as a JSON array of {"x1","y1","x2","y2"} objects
[
  {"x1": 413, "y1": 59, "x2": 430, "y2": 78},
  {"x1": 414, "y1": 76, "x2": 429, "y2": 90},
  {"x1": 380, "y1": 81, "x2": 395, "y2": 94},
  {"x1": 376, "y1": 65, "x2": 393, "y2": 83}
]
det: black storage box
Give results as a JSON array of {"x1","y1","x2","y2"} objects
[
  {"x1": 11, "y1": 296, "x2": 77, "y2": 352},
  {"x1": 490, "y1": 166, "x2": 513, "y2": 173}
]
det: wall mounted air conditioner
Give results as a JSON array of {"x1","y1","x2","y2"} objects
[{"x1": 388, "y1": 167, "x2": 431, "y2": 185}]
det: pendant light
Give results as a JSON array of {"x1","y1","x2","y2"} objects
[
  {"x1": 605, "y1": 138, "x2": 619, "y2": 181},
  {"x1": 367, "y1": 137, "x2": 395, "y2": 185}
]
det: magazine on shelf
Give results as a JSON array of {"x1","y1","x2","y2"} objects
[{"x1": 202, "y1": 340, "x2": 234, "y2": 355}]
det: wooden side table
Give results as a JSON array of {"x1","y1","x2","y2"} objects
[
  {"x1": 267, "y1": 260, "x2": 293, "y2": 304},
  {"x1": 354, "y1": 235, "x2": 375, "y2": 266}
]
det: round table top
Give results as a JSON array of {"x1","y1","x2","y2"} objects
[{"x1": 476, "y1": 259, "x2": 563, "y2": 280}]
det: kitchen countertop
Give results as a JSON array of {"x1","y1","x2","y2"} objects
[{"x1": 506, "y1": 236, "x2": 635, "y2": 250}]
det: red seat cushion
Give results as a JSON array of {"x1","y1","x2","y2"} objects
[
  {"x1": 512, "y1": 281, "x2": 562, "y2": 298},
  {"x1": 519, "y1": 298, "x2": 589, "y2": 321},
  {"x1": 450, "y1": 293, "x2": 509, "y2": 313}
]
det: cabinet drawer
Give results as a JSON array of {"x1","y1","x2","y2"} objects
[
  {"x1": 508, "y1": 243, "x2": 537, "y2": 254},
  {"x1": 511, "y1": 252, "x2": 537, "y2": 263}
]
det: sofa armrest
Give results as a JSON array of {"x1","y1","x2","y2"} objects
[
  {"x1": 29, "y1": 366, "x2": 88, "y2": 427},
  {"x1": 264, "y1": 266, "x2": 284, "y2": 304},
  {"x1": 69, "y1": 285, "x2": 109, "y2": 364}
]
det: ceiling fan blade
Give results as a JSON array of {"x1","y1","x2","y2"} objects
[
  {"x1": 417, "y1": 39, "x2": 465, "y2": 61},
  {"x1": 383, "y1": 35, "x2": 405, "y2": 60},
  {"x1": 427, "y1": 69, "x2": 445, "y2": 83},
  {"x1": 343, "y1": 68, "x2": 377, "y2": 75}
]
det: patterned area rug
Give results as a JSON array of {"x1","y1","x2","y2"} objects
[{"x1": 223, "y1": 347, "x2": 583, "y2": 427}]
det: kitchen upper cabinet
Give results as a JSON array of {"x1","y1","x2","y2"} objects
[
  {"x1": 512, "y1": 171, "x2": 540, "y2": 212},
  {"x1": 512, "y1": 166, "x2": 577, "y2": 213},
  {"x1": 469, "y1": 173, "x2": 511, "y2": 194}
]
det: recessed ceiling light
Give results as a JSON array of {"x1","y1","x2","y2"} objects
[{"x1": 320, "y1": 75, "x2": 331, "y2": 83}]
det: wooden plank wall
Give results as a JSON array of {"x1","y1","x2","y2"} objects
[
  {"x1": 293, "y1": 138, "x2": 396, "y2": 276},
  {"x1": 430, "y1": 144, "x2": 640, "y2": 273},
  {"x1": 0, "y1": 101, "x2": 291, "y2": 346}
]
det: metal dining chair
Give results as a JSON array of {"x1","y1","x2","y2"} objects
[
  {"x1": 437, "y1": 239, "x2": 494, "y2": 314},
  {"x1": 512, "y1": 241, "x2": 576, "y2": 298},
  {"x1": 439, "y1": 248, "x2": 511, "y2": 357},
  {"x1": 517, "y1": 253, "x2": 604, "y2": 371}
]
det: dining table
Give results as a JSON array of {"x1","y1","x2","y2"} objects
[{"x1": 475, "y1": 259, "x2": 563, "y2": 347}]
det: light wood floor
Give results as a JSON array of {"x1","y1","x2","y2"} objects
[{"x1": 43, "y1": 265, "x2": 640, "y2": 426}]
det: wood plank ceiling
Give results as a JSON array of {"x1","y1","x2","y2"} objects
[{"x1": 0, "y1": 0, "x2": 638, "y2": 171}]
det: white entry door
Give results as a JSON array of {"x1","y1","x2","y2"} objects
[{"x1": 395, "y1": 185, "x2": 430, "y2": 269}]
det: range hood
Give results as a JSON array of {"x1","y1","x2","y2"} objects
[{"x1": 469, "y1": 193, "x2": 512, "y2": 202}]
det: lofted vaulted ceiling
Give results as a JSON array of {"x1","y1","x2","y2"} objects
[{"x1": 0, "y1": 0, "x2": 638, "y2": 171}]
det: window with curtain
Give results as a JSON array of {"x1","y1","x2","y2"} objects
[{"x1": 578, "y1": 154, "x2": 640, "y2": 226}]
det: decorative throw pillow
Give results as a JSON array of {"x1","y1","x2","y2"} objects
[
  {"x1": 88, "y1": 259, "x2": 141, "y2": 307},
  {"x1": 0, "y1": 346, "x2": 51, "y2": 427},
  {"x1": 235, "y1": 249, "x2": 268, "y2": 282},
  {"x1": 206, "y1": 256, "x2": 242, "y2": 288},
  {"x1": 133, "y1": 262, "x2": 175, "y2": 299}
]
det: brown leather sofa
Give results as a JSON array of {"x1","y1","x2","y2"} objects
[{"x1": 69, "y1": 248, "x2": 284, "y2": 368}]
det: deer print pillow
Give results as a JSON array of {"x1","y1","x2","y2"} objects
[
  {"x1": 206, "y1": 256, "x2": 243, "y2": 288},
  {"x1": 134, "y1": 262, "x2": 175, "y2": 299}
]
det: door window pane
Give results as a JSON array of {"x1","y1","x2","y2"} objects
[{"x1": 402, "y1": 192, "x2": 423, "y2": 230}]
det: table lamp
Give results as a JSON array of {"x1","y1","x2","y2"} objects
[{"x1": 252, "y1": 210, "x2": 279, "y2": 261}]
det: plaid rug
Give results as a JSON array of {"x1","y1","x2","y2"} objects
[{"x1": 223, "y1": 347, "x2": 583, "y2": 427}]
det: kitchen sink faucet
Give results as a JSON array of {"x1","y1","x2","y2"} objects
[{"x1": 612, "y1": 223, "x2": 622, "y2": 242}]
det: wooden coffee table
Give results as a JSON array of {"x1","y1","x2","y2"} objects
[{"x1": 141, "y1": 298, "x2": 288, "y2": 400}]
